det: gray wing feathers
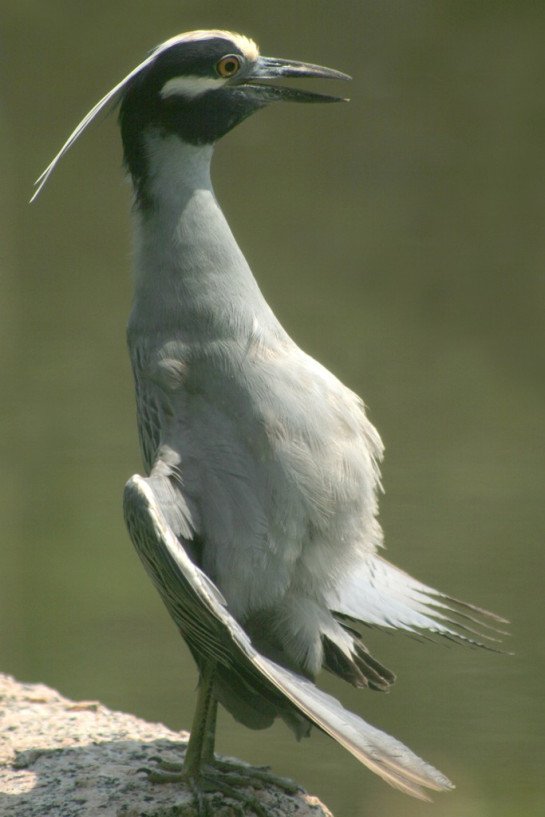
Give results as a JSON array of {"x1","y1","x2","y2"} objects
[
  {"x1": 123, "y1": 474, "x2": 454, "y2": 800},
  {"x1": 250, "y1": 655, "x2": 453, "y2": 799},
  {"x1": 327, "y1": 554, "x2": 508, "y2": 647}
]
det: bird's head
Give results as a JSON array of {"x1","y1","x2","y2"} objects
[
  {"x1": 121, "y1": 30, "x2": 349, "y2": 141},
  {"x1": 32, "y1": 30, "x2": 349, "y2": 201}
]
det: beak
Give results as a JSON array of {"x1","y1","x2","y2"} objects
[{"x1": 239, "y1": 55, "x2": 351, "y2": 103}]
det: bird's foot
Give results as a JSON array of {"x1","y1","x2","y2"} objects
[{"x1": 142, "y1": 755, "x2": 303, "y2": 816}]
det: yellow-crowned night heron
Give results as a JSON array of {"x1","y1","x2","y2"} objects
[{"x1": 33, "y1": 29, "x2": 506, "y2": 814}]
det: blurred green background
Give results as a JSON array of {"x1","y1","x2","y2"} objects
[{"x1": 1, "y1": 2, "x2": 544, "y2": 815}]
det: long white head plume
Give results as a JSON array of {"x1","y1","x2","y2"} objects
[{"x1": 30, "y1": 30, "x2": 259, "y2": 202}]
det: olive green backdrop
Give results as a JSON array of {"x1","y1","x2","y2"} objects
[{"x1": 1, "y1": 2, "x2": 543, "y2": 816}]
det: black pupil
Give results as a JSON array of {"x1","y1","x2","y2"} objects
[{"x1": 223, "y1": 60, "x2": 237, "y2": 74}]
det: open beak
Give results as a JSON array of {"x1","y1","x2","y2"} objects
[{"x1": 239, "y1": 55, "x2": 351, "y2": 103}]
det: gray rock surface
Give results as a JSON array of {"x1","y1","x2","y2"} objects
[{"x1": 0, "y1": 673, "x2": 333, "y2": 816}]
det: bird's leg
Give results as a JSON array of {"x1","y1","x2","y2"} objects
[
  {"x1": 200, "y1": 690, "x2": 218, "y2": 764},
  {"x1": 198, "y1": 678, "x2": 302, "y2": 799},
  {"x1": 147, "y1": 661, "x2": 217, "y2": 779},
  {"x1": 145, "y1": 662, "x2": 301, "y2": 814},
  {"x1": 183, "y1": 660, "x2": 217, "y2": 777}
]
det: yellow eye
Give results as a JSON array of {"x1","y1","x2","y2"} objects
[{"x1": 216, "y1": 55, "x2": 241, "y2": 78}]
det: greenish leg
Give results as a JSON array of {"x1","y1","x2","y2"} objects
[
  {"x1": 144, "y1": 660, "x2": 302, "y2": 815},
  {"x1": 200, "y1": 690, "x2": 218, "y2": 764},
  {"x1": 182, "y1": 661, "x2": 217, "y2": 776}
]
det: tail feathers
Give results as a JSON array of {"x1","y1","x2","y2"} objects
[
  {"x1": 322, "y1": 631, "x2": 396, "y2": 691},
  {"x1": 326, "y1": 554, "x2": 508, "y2": 649}
]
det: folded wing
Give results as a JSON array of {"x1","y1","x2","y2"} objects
[{"x1": 123, "y1": 473, "x2": 455, "y2": 800}]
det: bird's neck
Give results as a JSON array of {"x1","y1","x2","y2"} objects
[{"x1": 128, "y1": 134, "x2": 278, "y2": 342}]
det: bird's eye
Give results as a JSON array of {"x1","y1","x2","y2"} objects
[{"x1": 216, "y1": 55, "x2": 241, "y2": 78}]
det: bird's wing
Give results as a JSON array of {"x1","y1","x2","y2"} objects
[
  {"x1": 123, "y1": 473, "x2": 454, "y2": 800},
  {"x1": 326, "y1": 553, "x2": 508, "y2": 647}
]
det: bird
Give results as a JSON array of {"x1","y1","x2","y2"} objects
[{"x1": 33, "y1": 29, "x2": 507, "y2": 815}]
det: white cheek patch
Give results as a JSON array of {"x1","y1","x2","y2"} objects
[{"x1": 160, "y1": 75, "x2": 226, "y2": 100}]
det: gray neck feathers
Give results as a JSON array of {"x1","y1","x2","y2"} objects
[{"x1": 129, "y1": 134, "x2": 282, "y2": 344}]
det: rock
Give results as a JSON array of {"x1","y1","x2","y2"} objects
[{"x1": 0, "y1": 673, "x2": 333, "y2": 816}]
